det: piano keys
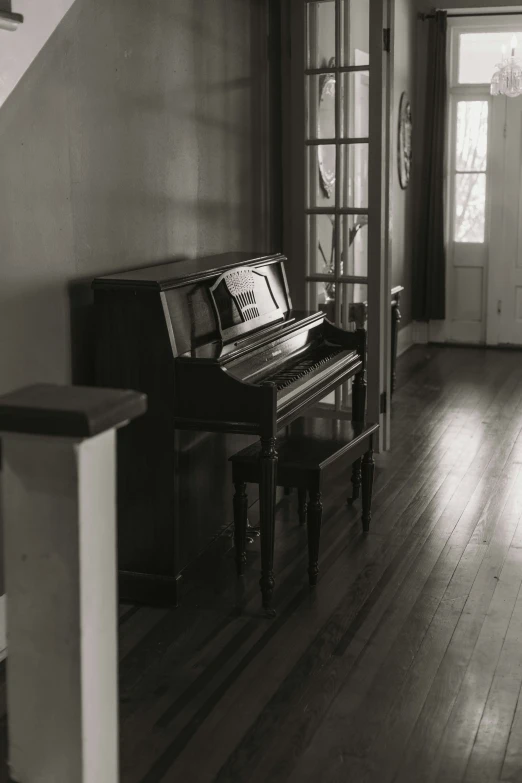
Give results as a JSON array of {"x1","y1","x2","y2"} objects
[{"x1": 92, "y1": 251, "x2": 366, "y2": 610}]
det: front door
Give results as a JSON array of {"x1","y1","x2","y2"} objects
[{"x1": 445, "y1": 17, "x2": 522, "y2": 347}]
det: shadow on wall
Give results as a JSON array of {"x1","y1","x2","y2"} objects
[{"x1": 68, "y1": 256, "x2": 189, "y2": 386}]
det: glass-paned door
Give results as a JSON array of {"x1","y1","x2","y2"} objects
[
  {"x1": 284, "y1": 0, "x2": 391, "y2": 447},
  {"x1": 306, "y1": 1, "x2": 370, "y2": 410}
]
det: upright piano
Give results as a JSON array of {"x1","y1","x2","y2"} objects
[{"x1": 93, "y1": 252, "x2": 366, "y2": 610}]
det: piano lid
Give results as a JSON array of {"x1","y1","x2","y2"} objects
[{"x1": 92, "y1": 252, "x2": 283, "y2": 291}]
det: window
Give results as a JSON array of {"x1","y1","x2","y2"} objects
[
  {"x1": 454, "y1": 101, "x2": 488, "y2": 243},
  {"x1": 458, "y1": 31, "x2": 522, "y2": 84}
]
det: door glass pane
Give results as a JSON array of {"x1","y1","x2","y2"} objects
[
  {"x1": 309, "y1": 281, "x2": 336, "y2": 323},
  {"x1": 308, "y1": 145, "x2": 336, "y2": 207},
  {"x1": 307, "y1": 1, "x2": 335, "y2": 69},
  {"x1": 341, "y1": 71, "x2": 369, "y2": 138},
  {"x1": 456, "y1": 101, "x2": 488, "y2": 171},
  {"x1": 307, "y1": 214, "x2": 336, "y2": 275},
  {"x1": 459, "y1": 32, "x2": 522, "y2": 84},
  {"x1": 341, "y1": 143, "x2": 368, "y2": 208},
  {"x1": 341, "y1": 0, "x2": 370, "y2": 67},
  {"x1": 455, "y1": 173, "x2": 486, "y2": 243},
  {"x1": 342, "y1": 282, "x2": 368, "y2": 330},
  {"x1": 307, "y1": 74, "x2": 335, "y2": 140},
  {"x1": 340, "y1": 214, "x2": 368, "y2": 277}
]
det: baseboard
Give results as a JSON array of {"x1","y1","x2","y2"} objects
[
  {"x1": 397, "y1": 323, "x2": 413, "y2": 357},
  {"x1": 0, "y1": 594, "x2": 6, "y2": 661}
]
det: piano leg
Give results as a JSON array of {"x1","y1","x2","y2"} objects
[
  {"x1": 361, "y1": 448, "x2": 375, "y2": 532},
  {"x1": 259, "y1": 436, "x2": 278, "y2": 616},
  {"x1": 350, "y1": 460, "x2": 362, "y2": 502},
  {"x1": 349, "y1": 370, "x2": 366, "y2": 504},
  {"x1": 233, "y1": 482, "x2": 248, "y2": 576},
  {"x1": 298, "y1": 488, "x2": 307, "y2": 526},
  {"x1": 352, "y1": 371, "x2": 366, "y2": 423},
  {"x1": 307, "y1": 491, "x2": 322, "y2": 586}
]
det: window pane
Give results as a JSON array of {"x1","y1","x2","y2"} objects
[
  {"x1": 340, "y1": 214, "x2": 368, "y2": 277},
  {"x1": 308, "y1": 145, "x2": 336, "y2": 207},
  {"x1": 340, "y1": 0, "x2": 369, "y2": 67},
  {"x1": 340, "y1": 71, "x2": 369, "y2": 138},
  {"x1": 459, "y1": 32, "x2": 522, "y2": 84},
  {"x1": 341, "y1": 143, "x2": 368, "y2": 208},
  {"x1": 456, "y1": 101, "x2": 488, "y2": 171},
  {"x1": 307, "y1": 214, "x2": 336, "y2": 274},
  {"x1": 307, "y1": 1, "x2": 335, "y2": 69},
  {"x1": 309, "y1": 281, "x2": 336, "y2": 323},
  {"x1": 455, "y1": 173, "x2": 486, "y2": 243},
  {"x1": 307, "y1": 74, "x2": 335, "y2": 140}
]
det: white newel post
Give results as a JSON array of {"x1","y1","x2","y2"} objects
[{"x1": 0, "y1": 384, "x2": 147, "y2": 783}]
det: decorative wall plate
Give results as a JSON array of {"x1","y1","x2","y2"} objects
[
  {"x1": 398, "y1": 92, "x2": 412, "y2": 190},
  {"x1": 318, "y1": 59, "x2": 336, "y2": 199}
]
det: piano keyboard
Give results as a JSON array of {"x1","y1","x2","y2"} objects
[{"x1": 265, "y1": 345, "x2": 344, "y2": 390}]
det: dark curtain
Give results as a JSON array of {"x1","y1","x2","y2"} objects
[{"x1": 413, "y1": 11, "x2": 447, "y2": 321}]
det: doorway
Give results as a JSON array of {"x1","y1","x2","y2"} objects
[{"x1": 444, "y1": 16, "x2": 522, "y2": 346}]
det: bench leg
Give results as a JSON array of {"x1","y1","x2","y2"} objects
[
  {"x1": 233, "y1": 482, "x2": 248, "y2": 576},
  {"x1": 350, "y1": 459, "x2": 362, "y2": 502},
  {"x1": 307, "y1": 491, "x2": 322, "y2": 586},
  {"x1": 298, "y1": 488, "x2": 307, "y2": 526},
  {"x1": 259, "y1": 437, "x2": 278, "y2": 615},
  {"x1": 361, "y1": 449, "x2": 375, "y2": 532}
]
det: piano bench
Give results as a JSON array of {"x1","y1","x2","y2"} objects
[{"x1": 230, "y1": 418, "x2": 379, "y2": 586}]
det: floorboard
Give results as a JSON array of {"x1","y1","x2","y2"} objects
[{"x1": 3, "y1": 345, "x2": 522, "y2": 783}]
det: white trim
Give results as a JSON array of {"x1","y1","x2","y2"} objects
[
  {"x1": 0, "y1": 594, "x2": 6, "y2": 662},
  {"x1": 397, "y1": 323, "x2": 413, "y2": 356}
]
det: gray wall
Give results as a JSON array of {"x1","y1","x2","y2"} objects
[
  {"x1": 0, "y1": 0, "x2": 272, "y2": 592},
  {"x1": 392, "y1": 0, "x2": 416, "y2": 329}
]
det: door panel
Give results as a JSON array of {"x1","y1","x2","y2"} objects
[
  {"x1": 446, "y1": 95, "x2": 489, "y2": 344},
  {"x1": 496, "y1": 98, "x2": 522, "y2": 345}
]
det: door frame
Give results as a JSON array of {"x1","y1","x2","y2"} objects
[{"x1": 442, "y1": 15, "x2": 522, "y2": 346}]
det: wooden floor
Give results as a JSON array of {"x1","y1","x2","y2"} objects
[{"x1": 5, "y1": 344, "x2": 522, "y2": 782}]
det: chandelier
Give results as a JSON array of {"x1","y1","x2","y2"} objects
[{"x1": 491, "y1": 36, "x2": 522, "y2": 97}]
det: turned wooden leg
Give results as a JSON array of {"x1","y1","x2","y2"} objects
[
  {"x1": 352, "y1": 371, "x2": 367, "y2": 425},
  {"x1": 259, "y1": 437, "x2": 278, "y2": 615},
  {"x1": 298, "y1": 488, "x2": 307, "y2": 526},
  {"x1": 350, "y1": 458, "x2": 362, "y2": 502},
  {"x1": 391, "y1": 297, "x2": 401, "y2": 397},
  {"x1": 307, "y1": 491, "x2": 322, "y2": 586},
  {"x1": 361, "y1": 448, "x2": 375, "y2": 532},
  {"x1": 233, "y1": 482, "x2": 248, "y2": 576}
]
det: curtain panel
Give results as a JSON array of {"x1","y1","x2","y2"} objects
[{"x1": 412, "y1": 10, "x2": 448, "y2": 322}]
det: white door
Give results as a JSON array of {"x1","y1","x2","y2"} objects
[
  {"x1": 442, "y1": 19, "x2": 522, "y2": 347},
  {"x1": 487, "y1": 93, "x2": 522, "y2": 345}
]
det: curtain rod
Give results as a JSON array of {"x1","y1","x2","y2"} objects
[{"x1": 419, "y1": 10, "x2": 522, "y2": 20}]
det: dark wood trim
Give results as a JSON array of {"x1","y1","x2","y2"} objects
[
  {"x1": 118, "y1": 571, "x2": 182, "y2": 607},
  {"x1": 268, "y1": 0, "x2": 283, "y2": 252},
  {"x1": 0, "y1": 384, "x2": 147, "y2": 438}
]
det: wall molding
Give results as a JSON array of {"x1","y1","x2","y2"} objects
[
  {"x1": 0, "y1": 594, "x2": 6, "y2": 662},
  {"x1": 397, "y1": 323, "x2": 413, "y2": 357}
]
